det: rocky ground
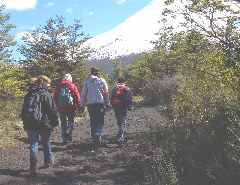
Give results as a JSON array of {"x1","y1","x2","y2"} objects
[{"x1": 0, "y1": 105, "x2": 164, "y2": 185}]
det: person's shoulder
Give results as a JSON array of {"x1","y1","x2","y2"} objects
[
  {"x1": 100, "y1": 77, "x2": 108, "y2": 85},
  {"x1": 100, "y1": 77, "x2": 106, "y2": 81},
  {"x1": 70, "y1": 81, "x2": 77, "y2": 87}
]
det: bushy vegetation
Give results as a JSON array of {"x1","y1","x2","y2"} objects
[
  {"x1": 1, "y1": 0, "x2": 240, "y2": 184},
  {"x1": 126, "y1": 0, "x2": 240, "y2": 184},
  {"x1": 0, "y1": 7, "x2": 114, "y2": 147}
]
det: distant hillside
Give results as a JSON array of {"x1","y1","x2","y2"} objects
[{"x1": 87, "y1": 53, "x2": 141, "y2": 74}]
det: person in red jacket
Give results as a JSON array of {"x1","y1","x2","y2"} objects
[{"x1": 54, "y1": 73, "x2": 80, "y2": 144}]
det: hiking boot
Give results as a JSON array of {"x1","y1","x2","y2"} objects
[
  {"x1": 89, "y1": 142, "x2": 96, "y2": 153},
  {"x1": 95, "y1": 135, "x2": 102, "y2": 146},
  {"x1": 44, "y1": 158, "x2": 54, "y2": 168},
  {"x1": 30, "y1": 160, "x2": 37, "y2": 176},
  {"x1": 117, "y1": 134, "x2": 126, "y2": 145}
]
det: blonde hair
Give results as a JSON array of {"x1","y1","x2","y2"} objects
[
  {"x1": 36, "y1": 75, "x2": 51, "y2": 85},
  {"x1": 30, "y1": 77, "x2": 38, "y2": 84}
]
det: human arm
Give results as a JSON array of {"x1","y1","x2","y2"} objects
[
  {"x1": 101, "y1": 78, "x2": 110, "y2": 106},
  {"x1": 80, "y1": 81, "x2": 87, "y2": 107},
  {"x1": 71, "y1": 84, "x2": 81, "y2": 109}
]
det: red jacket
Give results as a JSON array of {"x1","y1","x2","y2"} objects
[{"x1": 54, "y1": 80, "x2": 80, "y2": 112}]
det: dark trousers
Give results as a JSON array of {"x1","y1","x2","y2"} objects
[
  {"x1": 60, "y1": 112, "x2": 75, "y2": 143},
  {"x1": 87, "y1": 103, "x2": 105, "y2": 140}
]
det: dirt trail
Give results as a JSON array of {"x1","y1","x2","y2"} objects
[{"x1": 0, "y1": 106, "x2": 163, "y2": 185}]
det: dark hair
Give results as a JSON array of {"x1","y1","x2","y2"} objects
[
  {"x1": 117, "y1": 77, "x2": 125, "y2": 83},
  {"x1": 91, "y1": 67, "x2": 99, "y2": 76}
]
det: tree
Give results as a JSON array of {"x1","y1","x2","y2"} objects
[
  {"x1": 112, "y1": 59, "x2": 125, "y2": 80},
  {"x1": 0, "y1": 63, "x2": 25, "y2": 97},
  {"x1": 163, "y1": 0, "x2": 240, "y2": 66},
  {"x1": 0, "y1": 5, "x2": 15, "y2": 62},
  {"x1": 19, "y1": 16, "x2": 91, "y2": 81},
  {"x1": 147, "y1": 2, "x2": 240, "y2": 184},
  {"x1": 0, "y1": 6, "x2": 25, "y2": 98}
]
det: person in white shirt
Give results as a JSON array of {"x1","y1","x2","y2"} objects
[{"x1": 80, "y1": 67, "x2": 110, "y2": 149}]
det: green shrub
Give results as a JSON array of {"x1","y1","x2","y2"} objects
[{"x1": 143, "y1": 76, "x2": 177, "y2": 106}]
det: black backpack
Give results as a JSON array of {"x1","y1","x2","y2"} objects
[{"x1": 22, "y1": 90, "x2": 45, "y2": 127}]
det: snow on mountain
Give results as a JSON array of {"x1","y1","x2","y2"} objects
[
  {"x1": 86, "y1": 0, "x2": 240, "y2": 61},
  {"x1": 85, "y1": 0, "x2": 184, "y2": 60}
]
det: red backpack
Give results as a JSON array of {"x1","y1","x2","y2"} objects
[{"x1": 111, "y1": 84, "x2": 128, "y2": 107}]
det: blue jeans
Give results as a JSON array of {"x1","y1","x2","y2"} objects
[
  {"x1": 87, "y1": 103, "x2": 105, "y2": 140},
  {"x1": 27, "y1": 127, "x2": 53, "y2": 165},
  {"x1": 60, "y1": 112, "x2": 75, "y2": 143},
  {"x1": 114, "y1": 108, "x2": 127, "y2": 141}
]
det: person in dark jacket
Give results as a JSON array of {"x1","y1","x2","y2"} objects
[
  {"x1": 53, "y1": 73, "x2": 80, "y2": 144},
  {"x1": 110, "y1": 77, "x2": 132, "y2": 144},
  {"x1": 21, "y1": 75, "x2": 59, "y2": 176}
]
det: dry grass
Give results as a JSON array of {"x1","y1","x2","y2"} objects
[{"x1": 0, "y1": 98, "x2": 24, "y2": 148}]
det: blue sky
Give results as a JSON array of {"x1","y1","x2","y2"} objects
[{"x1": 2, "y1": 0, "x2": 152, "y2": 38}]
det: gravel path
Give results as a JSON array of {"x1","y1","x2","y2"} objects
[{"x1": 0, "y1": 106, "x2": 164, "y2": 185}]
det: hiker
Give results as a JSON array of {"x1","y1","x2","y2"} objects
[
  {"x1": 110, "y1": 77, "x2": 132, "y2": 144},
  {"x1": 80, "y1": 67, "x2": 110, "y2": 149},
  {"x1": 53, "y1": 73, "x2": 80, "y2": 144},
  {"x1": 21, "y1": 75, "x2": 59, "y2": 176}
]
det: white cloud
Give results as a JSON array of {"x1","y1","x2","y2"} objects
[
  {"x1": 1, "y1": 0, "x2": 37, "y2": 11},
  {"x1": 116, "y1": 0, "x2": 127, "y2": 5},
  {"x1": 88, "y1": 11, "x2": 94, "y2": 16},
  {"x1": 66, "y1": 8, "x2": 73, "y2": 14},
  {"x1": 46, "y1": 2, "x2": 54, "y2": 8}
]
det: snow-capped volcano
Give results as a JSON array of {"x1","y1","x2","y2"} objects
[
  {"x1": 85, "y1": 0, "x2": 173, "y2": 59},
  {"x1": 86, "y1": 0, "x2": 240, "y2": 60}
]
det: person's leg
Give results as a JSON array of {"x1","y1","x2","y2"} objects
[
  {"x1": 40, "y1": 127, "x2": 53, "y2": 167},
  {"x1": 114, "y1": 108, "x2": 127, "y2": 143},
  {"x1": 66, "y1": 111, "x2": 75, "y2": 142},
  {"x1": 27, "y1": 129, "x2": 39, "y2": 175},
  {"x1": 94, "y1": 104, "x2": 105, "y2": 143},
  {"x1": 60, "y1": 112, "x2": 67, "y2": 144},
  {"x1": 87, "y1": 105, "x2": 96, "y2": 140}
]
